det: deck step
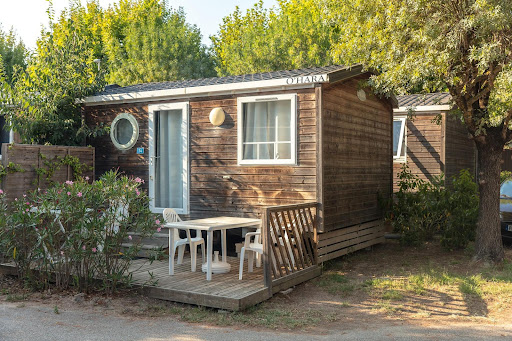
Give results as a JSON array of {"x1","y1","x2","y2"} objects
[{"x1": 121, "y1": 243, "x2": 164, "y2": 258}]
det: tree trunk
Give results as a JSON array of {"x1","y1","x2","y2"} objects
[{"x1": 474, "y1": 140, "x2": 504, "y2": 262}]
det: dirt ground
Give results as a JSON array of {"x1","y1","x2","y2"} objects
[{"x1": 2, "y1": 240, "x2": 512, "y2": 333}]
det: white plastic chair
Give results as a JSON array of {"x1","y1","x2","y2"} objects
[
  {"x1": 163, "y1": 208, "x2": 205, "y2": 273},
  {"x1": 238, "y1": 230, "x2": 263, "y2": 280}
]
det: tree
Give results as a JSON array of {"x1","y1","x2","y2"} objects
[
  {"x1": 211, "y1": 0, "x2": 336, "y2": 76},
  {"x1": 1, "y1": 29, "x2": 105, "y2": 145},
  {"x1": 47, "y1": 0, "x2": 215, "y2": 86},
  {"x1": 330, "y1": 0, "x2": 512, "y2": 262},
  {"x1": 0, "y1": 27, "x2": 27, "y2": 85},
  {"x1": 101, "y1": 0, "x2": 215, "y2": 85}
]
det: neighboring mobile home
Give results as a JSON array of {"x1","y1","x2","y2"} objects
[
  {"x1": 393, "y1": 93, "x2": 477, "y2": 191},
  {"x1": 82, "y1": 65, "x2": 396, "y2": 309}
]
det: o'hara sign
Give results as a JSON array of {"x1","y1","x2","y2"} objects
[{"x1": 286, "y1": 74, "x2": 327, "y2": 85}]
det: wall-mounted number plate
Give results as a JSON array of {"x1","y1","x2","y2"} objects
[{"x1": 136, "y1": 147, "x2": 144, "y2": 155}]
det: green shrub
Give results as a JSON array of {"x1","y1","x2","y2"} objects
[
  {"x1": 388, "y1": 165, "x2": 478, "y2": 248},
  {"x1": 441, "y1": 170, "x2": 479, "y2": 249},
  {"x1": 0, "y1": 170, "x2": 163, "y2": 293},
  {"x1": 389, "y1": 165, "x2": 447, "y2": 245}
]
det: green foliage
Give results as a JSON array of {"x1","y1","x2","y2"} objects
[
  {"x1": 441, "y1": 170, "x2": 479, "y2": 249},
  {"x1": 102, "y1": 0, "x2": 215, "y2": 85},
  {"x1": 211, "y1": 0, "x2": 337, "y2": 76},
  {"x1": 49, "y1": 0, "x2": 215, "y2": 87},
  {"x1": 0, "y1": 27, "x2": 27, "y2": 85},
  {"x1": 388, "y1": 166, "x2": 478, "y2": 248},
  {"x1": 0, "y1": 170, "x2": 163, "y2": 293},
  {"x1": 0, "y1": 28, "x2": 105, "y2": 145},
  {"x1": 35, "y1": 154, "x2": 92, "y2": 185},
  {"x1": 0, "y1": 161, "x2": 24, "y2": 183},
  {"x1": 501, "y1": 171, "x2": 512, "y2": 185},
  {"x1": 389, "y1": 165, "x2": 447, "y2": 245}
]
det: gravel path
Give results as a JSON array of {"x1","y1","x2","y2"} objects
[{"x1": 1, "y1": 301, "x2": 511, "y2": 341}]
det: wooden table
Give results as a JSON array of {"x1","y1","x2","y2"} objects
[{"x1": 165, "y1": 217, "x2": 261, "y2": 281}]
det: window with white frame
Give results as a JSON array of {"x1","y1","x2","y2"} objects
[
  {"x1": 237, "y1": 94, "x2": 297, "y2": 165},
  {"x1": 393, "y1": 116, "x2": 407, "y2": 162}
]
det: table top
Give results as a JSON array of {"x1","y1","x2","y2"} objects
[{"x1": 164, "y1": 216, "x2": 261, "y2": 231}]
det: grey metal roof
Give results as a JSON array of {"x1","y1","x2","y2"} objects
[
  {"x1": 397, "y1": 92, "x2": 452, "y2": 107},
  {"x1": 97, "y1": 65, "x2": 352, "y2": 96}
]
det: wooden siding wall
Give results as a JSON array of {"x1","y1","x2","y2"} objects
[
  {"x1": 1, "y1": 144, "x2": 94, "y2": 201},
  {"x1": 444, "y1": 114, "x2": 476, "y2": 184},
  {"x1": 85, "y1": 104, "x2": 149, "y2": 191},
  {"x1": 393, "y1": 113, "x2": 443, "y2": 192},
  {"x1": 85, "y1": 89, "x2": 317, "y2": 219},
  {"x1": 321, "y1": 77, "x2": 393, "y2": 233}
]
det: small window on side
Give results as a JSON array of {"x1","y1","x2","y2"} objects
[{"x1": 393, "y1": 117, "x2": 406, "y2": 162}]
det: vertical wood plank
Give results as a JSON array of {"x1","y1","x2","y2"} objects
[
  {"x1": 315, "y1": 85, "x2": 324, "y2": 233},
  {"x1": 262, "y1": 207, "x2": 273, "y2": 294}
]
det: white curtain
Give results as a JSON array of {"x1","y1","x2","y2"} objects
[{"x1": 155, "y1": 109, "x2": 183, "y2": 208}]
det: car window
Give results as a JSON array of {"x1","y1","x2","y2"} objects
[{"x1": 500, "y1": 180, "x2": 512, "y2": 198}]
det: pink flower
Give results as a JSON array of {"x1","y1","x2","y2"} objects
[
  {"x1": 155, "y1": 219, "x2": 160, "y2": 225},
  {"x1": 0, "y1": 189, "x2": 3, "y2": 195},
  {"x1": 77, "y1": 192, "x2": 83, "y2": 197},
  {"x1": 60, "y1": 251, "x2": 64, "y2": 256},
  {"x1": 136, "y1": 190, "x2": 140, "y2": 196},
  {"x1": 85, "y1": 176, "x2": 90, "y2": 181},
  {"x1": 65, "y1": 180, "x2": 73, "y2": 185},
  {"x1": 67, "y1": 192, "x2": 71, "y2": 196},
  {"x1": 23, "y1": 194, "x2": 26, "y2": 198},
  {"x1": 26, "y1": 202, "x2": 30, "y2": 206},
  {"x1": 57, "y1": 190, "x2": 62, "y2": 194},
  {"x1": 157, "y1": 227, "x2": 162, "y2": 232},
  {"x1": 14, "y1": 198, "x2": 17, "y2": 201},
  {"x1": 92, "y1": 247, "x2": 97, "y2": 253},
  {"x1": 128, "y1": 235, "x2": 132, "y2": 240},
  {"x1": 134, "y1": 177, "x2": 142, "y2": 183},
  {"x1": 25, "y1": 208, "x2": 29, "y2": 212},
  {"x1": 82, "y1": 245, "x2": 86, "y2": 250}
]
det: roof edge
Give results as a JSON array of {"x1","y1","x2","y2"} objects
[{"x1": 394, "y1": 104, "x2": 452, "y2": 113}]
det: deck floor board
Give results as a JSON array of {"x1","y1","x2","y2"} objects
[{"x1": 128, "y1": 255, "x2": 268, "y2": 308}]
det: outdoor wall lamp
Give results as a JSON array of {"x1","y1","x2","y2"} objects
[{"x1": 209, "y1": 107, "x2": 226, "y2": 126}]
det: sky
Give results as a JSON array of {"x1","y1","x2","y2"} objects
[{"x1": 0, "y1": 0, "x2": 278, "y2": 49}]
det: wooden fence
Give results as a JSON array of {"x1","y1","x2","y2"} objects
[
  {"x1": 1, "y1": 144, "x2": 95, "y2": 200},
  {"x1": 261, "y1": 202, "x2": 321, "y2": 294}
]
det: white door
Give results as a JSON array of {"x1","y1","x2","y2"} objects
[{"x1": 148, "y1": 102, "x2": 189, "y2": 214}]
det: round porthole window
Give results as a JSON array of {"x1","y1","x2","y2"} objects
[{"x1": 110, "y1": 113, "x2": 139, "y2": 150}]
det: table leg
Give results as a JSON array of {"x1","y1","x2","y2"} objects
[
  {"x1": 169, "y1": 228, "x2": 175, "y2": 275},
  {"x1": 221, "y1": 229, "x2": 227, "y2": 263},
  {"x1": 206, "y1": 230, "x2": 213, "y2": 281}
]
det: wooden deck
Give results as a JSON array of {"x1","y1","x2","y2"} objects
[{"x1": 129, "y1": 256, "x2": 270, "y2": 311}]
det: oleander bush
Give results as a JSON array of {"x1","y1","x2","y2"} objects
[
  {"x1": 0, "y1": 170, "x2": 163, "y2": 293},
  {"x1": 387, "y1": 165, "x2": 478, "y2": 249}
]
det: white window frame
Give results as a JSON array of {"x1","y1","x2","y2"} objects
[
  {"x1": 148, "y1": 102, "x2": 189, "y2": 215},
  {"x1": 393, "y1": 116, "x2": 407, "y2": 163},
  {"x1": 0, "y1": 128, "x2": 14, "y2": 161},
  {"x1": 110, "y1": 113, "x2": 140, "y2": 151},
  {"x1": 237, "y1": 93, "x2": 297, "y2": 165}
]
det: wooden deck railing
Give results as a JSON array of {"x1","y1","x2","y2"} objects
[{"x1": 261, "y1": 202, "x2": 318, "y2": 289}]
